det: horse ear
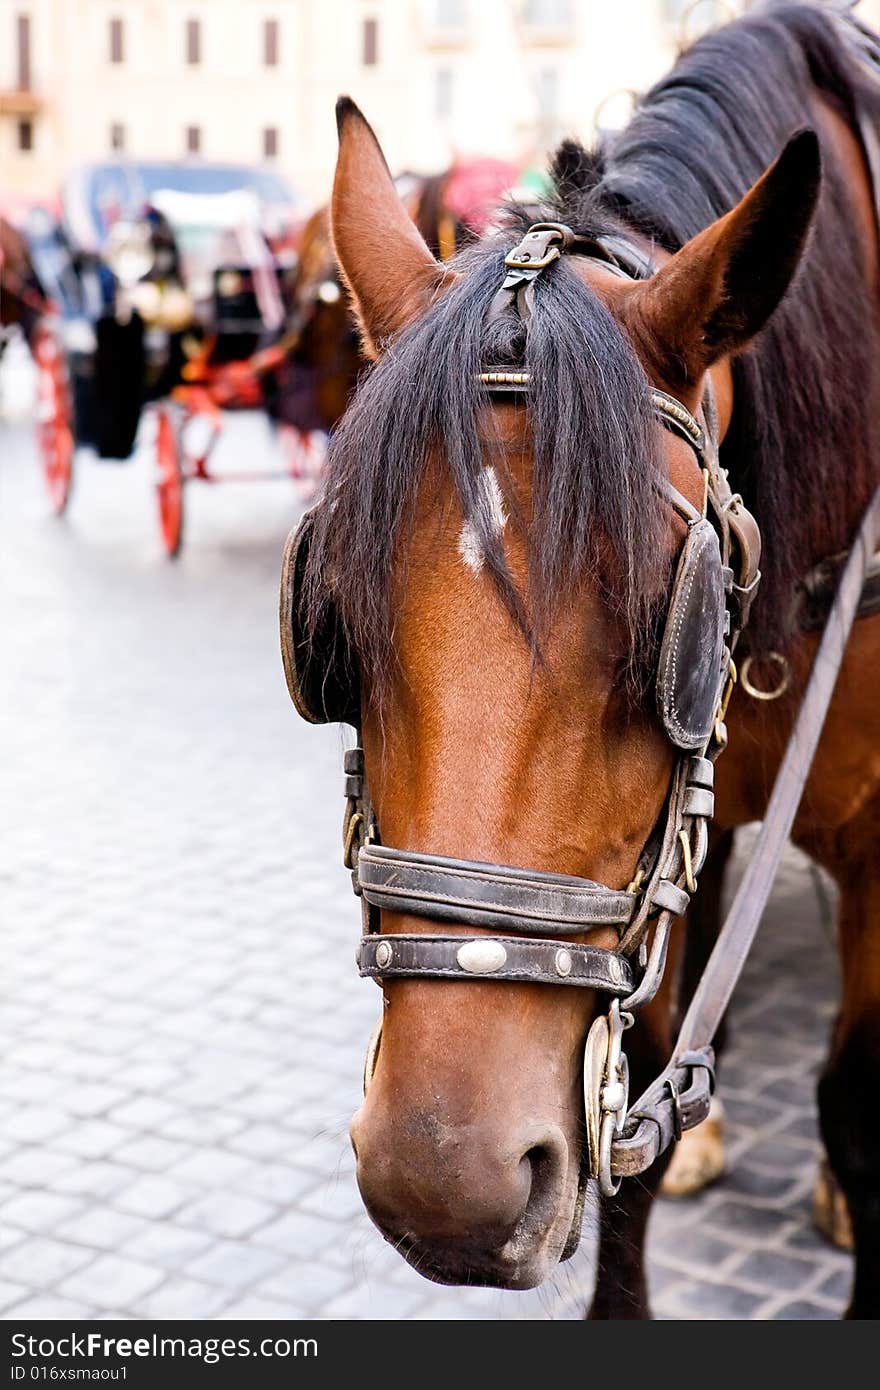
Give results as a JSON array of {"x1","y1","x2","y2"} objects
[
  {"x1": 331, "y1": 97, "x2": 452, "y2": 357},
  {"x1": 624, "y1": 129, "x2": 821, "y2": 386}
]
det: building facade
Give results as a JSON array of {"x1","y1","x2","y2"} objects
[{"x1": 2, "y1": 1, "x2": 878, "y2": 211}]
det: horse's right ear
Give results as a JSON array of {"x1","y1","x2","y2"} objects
[
  {"x1": 331, "y1": 98, "x2": 454, "y2": 357},
  {"x1": 621, "y1": 129, "x2": 821, "y2": 388}
]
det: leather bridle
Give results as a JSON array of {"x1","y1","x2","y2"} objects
[
  {"x1": 341, "y1": 221, "x2": 762, "y2": 1196},
  {"x1": 281, "y1": 216, "x2": 880, "y2": 1212}
]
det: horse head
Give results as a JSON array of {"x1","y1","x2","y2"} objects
[{"x1": 301, "y1": 99, "x2": 819, "y2": 1289}]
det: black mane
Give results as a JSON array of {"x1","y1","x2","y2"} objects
[{"x1": 306, "y1": 2, "x2": 880, "y2": 691}]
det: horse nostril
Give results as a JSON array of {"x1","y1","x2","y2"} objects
[{"x1": 515, "y1": 1129, "x2": 568, "y2": 1237}]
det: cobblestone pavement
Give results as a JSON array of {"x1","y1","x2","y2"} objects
[{"x1": 0, "y1": 358, "x2": 853, "y2": 1319}]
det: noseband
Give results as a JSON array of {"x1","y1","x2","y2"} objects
[{"x1": 282, "y1": 219, "x2": 765, "y2": 1200}]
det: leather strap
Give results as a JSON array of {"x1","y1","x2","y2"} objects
[
  {"x1": 357, "y1": 843, "x2": 635, "y2": 934},
  {"x1": 798, "y1": 547, "x2": 880, "y2": 629},
  {"x1": 357, "y1": 933, "x2": 635, "y2": 993},
  {"x1": 611, "y1": 485, "x2": 880, "y2": 1178}
]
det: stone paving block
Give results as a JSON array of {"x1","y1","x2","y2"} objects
[
  {"x1": 157, "y1": 1111, "x2": 246, "y2": 1145},
  {"x1": 0, "y1": 1281, "x2": 32, "y2": 1314},
  {"x1": 131, "y1": 1277, "x2": 231, "y2": 1320},
  {"x1": 61, "y1": 1084, "x2": 134, "y2": 1117},
  {"x1": 0, "y1": 1149, "x2": 77, "y2": 1187},
  {"x1": 736, "y1": 1135, "x2": 820, "y2": 1174},
  {"x1": 184, "y1": 1241, "x2": 288, "y2": 1291},
  {"x1": 4, "y1": 1107, "x2": 71, "y2": 1144},
  {"x1": 0, "y1": 1192, "x2": 84, "y2": 1233},
  {"x1": 729, "y1": 1247, "x2": 822, "y2": 1295},
  {"x1": 0, "y1": 1226, "x2": 26, "y2": 1253},
  {"x1": 0, "y1": 1071, "x2": 67, "y2": 1104},
  {"x1": 814, "y1": 1263, "x2": 852, "y2": 1305},
  {"x1": 109, "y1": 1096, "x2": 182, "y2": 1130},
  {"x1": 647, "y1": 1222, "x2": 742, "y2": 1275},
  {"x1": 57, "y1": 1207, "x2": 155, "y2": 1252},
  {"x1": 1, "y1": 1235, "x2": 97, "y2": 1286},
  {"x1": 770, "y1": 1299, "x2": 839, "y2": 1320},
  {"x1": 657, "y1": 1278, "x2": 772, "y2": 1321},
  {"x1": 54, "y1": 1120, "x2": 135, "y2": 1160},
  {"x1": 2, "y1": 1295, "x2": 98, "y2": 1319},
  {"x1": 173, "y1": 1192, "x2": 278, "y2": 1240},
  {"x1": 721, "y1": 1164, "x2": 809, "y2": 1205},
  {"x1": 703, "y1": 1199, "x2": 799, "y2": 1246},
  {"x1": 58, "y1": 1255, "x2": 165, "y2": 1311},
  {"x1": 167, "y1": 1150, "x2": 252, "y2": 1189},
  {"x1": 225, "y1": 1124, "x2": 292, "y2": 1160},
  {"x1": 217, "y1": 1295, "x2": 309, "y2": 1320},
  {"x1": 51, "y1": 1160, "x2": 139, "y2": 1200},
  {"x1": 322, "y1": 1280, "x2": 431, "y2": 1320},
  {"x1": 114, "y1": 1175, "x2": 196, "y2": 1220},
  {"x1": 110, "y1": 1136, "x2": 192, "y2": 1172},
  {"x1": 227, "y1": 1161, "x2": 324, "y2": 1207},
  {"x1": 255, "y1": 1260, "x2": 355, "y2": 1309},
  {"x1": 121, "y1": 1223, "x2": 214, "y2": 1269},
  {"x1": 250, "y1": 1210, "x2": 342, "y2": 1260}
]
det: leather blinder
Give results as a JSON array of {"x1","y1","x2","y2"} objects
[
  {"x1": 656, "y1": 519, "x2": 728, "y2": 751},
  {"x1": 279, "y1": 509, "x2": 360, "y2": 726}
]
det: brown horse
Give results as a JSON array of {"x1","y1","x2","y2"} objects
[
  {"x1": 295, "y1": 3, "x2": 880, "y2": 1318},
  {"x1": 0, "y1": 216, "x2": 45, "y2": 344}
]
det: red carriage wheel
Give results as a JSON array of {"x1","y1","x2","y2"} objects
[
  {"x1": 155, "y1": 407, "x2": 184, "y2": 557},
  {"x1": 33, "y1": 322, "x2": 74, "y2": 515}
]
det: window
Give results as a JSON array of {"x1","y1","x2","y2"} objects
[
  {"x1": 434, "y1": 0, "x2": 464, "y2": 23},
  {"x1": 362, "y1": 17, "x2": 378, "y2": 66},
  {"x1": 434, "y1": 68, "x2": 453, "y2": 119},
  {"x1": 17, "y1": 118, "x2": 33, "y2": 151},
  {"x1": 263, "y1": 17, "x2": 279, "y2": 66},
  {"x1": 536, "y1": 66, "x2": 558, "y2": 121},
  {"x1": 186, "y1": 17, "x2": 201, "y2": 64},
  {"x1": 263, "y1": 126, "x2": 278, "y2": 159},
  {"x1": 524, "y1": 0, "x2": 571, "y2": 22},
  {"x1": 110, "y1": 122, "x2": 125, "y2": 151},
  {"x1": 17, "y1": 13, "x2": 32, "y2": 90},
  {"x1": 186, "y1": 124, "x2": 201, "y2": 154},
  {"x1": 109, "y1": 16, "x2": 124, "y2": 64}
]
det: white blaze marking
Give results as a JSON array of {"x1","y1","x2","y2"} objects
[{"x1": 458, "y1": 467, "x2": 507, "y2": 573}]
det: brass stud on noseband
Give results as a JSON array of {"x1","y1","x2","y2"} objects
[
  {"x1": 375, "y1": 941, "x2": 393, "y2": 969},
  {"x1": 456, "y1": 940, "x2": 508, "y2": 974},
  {"x1": 555, "y1": 948, "x2": 573, "y2": 977}
]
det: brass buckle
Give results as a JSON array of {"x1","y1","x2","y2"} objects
[
  {"x1": 343, "y1": 812, "x2": 364, "y2": 870},
  {"x1": 585, "y1": 998, "x2": 632, "y2": 1197},
  {"x1": 504, "y1": 222, "x2": 573, "y2": 271},
  {"x1": 713, "y1": 657, "x2": 737, "y2": 745}
]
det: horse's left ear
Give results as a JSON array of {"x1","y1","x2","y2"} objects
[
  {"x1": 623, "y1": 129, "x2": 821, "y2": 386},
  {"x1": 331, "y1": 97, "x2": 454, "y2": 357}
]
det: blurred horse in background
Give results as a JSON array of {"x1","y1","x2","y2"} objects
[{"x1": 269, "y1": 160, "x2": 518, "y2": 500}]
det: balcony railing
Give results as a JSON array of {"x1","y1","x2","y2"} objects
[{"x1": 0, "y1": 88, "x2": 43, "y2": 115}]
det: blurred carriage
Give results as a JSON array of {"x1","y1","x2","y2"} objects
[
  {"x1": 18, "y1": 159, "x2": 304, "y2": 554},
  {"x1": 9, "y1": 155, "x2": 531, "y2": 555}
]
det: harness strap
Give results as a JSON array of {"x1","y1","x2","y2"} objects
[
  {"x1": 357, "y1": 934, "x2": 635, "y2": 993},
  {"x1": 357, "y1": 843, "x2": 635, "y2": 933},
  {"x1": 611, "y1": 484, "x2": 880, "y2": 1178}
]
